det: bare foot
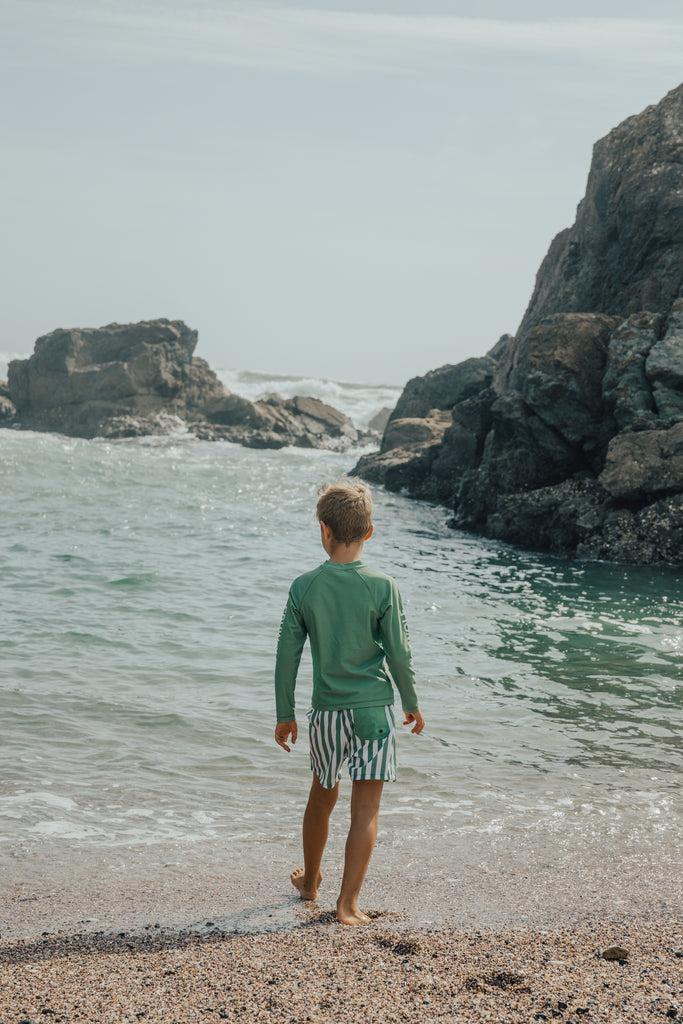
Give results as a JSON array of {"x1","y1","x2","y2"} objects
[
  {"x1": 336, "y1": 898, "x2": 371, "y2": 926},
  {"x1": 290, "y1": 867, "x2": 322, "y2": 901}
]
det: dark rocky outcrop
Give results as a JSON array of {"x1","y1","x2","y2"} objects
[
  {"x1": 354, "y1": 84, "x2": 683, "y2": 564},
  {"x1": 517, "y1": 84, "x2": 683, "y2": 337},
  {"x1": 3, "y1": 319, "x2": 361, "y2": 449}
]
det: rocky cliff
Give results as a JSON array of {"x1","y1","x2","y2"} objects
[
  {"x1": 3, "y1": 319, "x2": 361, "y2": 450},
  {"x1": 354, "y1": 84, "x2": 683, "y2": 564}
]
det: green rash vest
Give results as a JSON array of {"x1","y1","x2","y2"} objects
[{"x1": 275, "y1": 560, "x2": 419, "y2": 723}]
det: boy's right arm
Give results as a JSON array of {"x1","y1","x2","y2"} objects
[
  {"x1": 403, "y1": 709, "x2": 425, "y2": 734},
  {"x1": 380, "y1": 580, "x2": 421, "y2": 718},
  {"x1": 274, "y1": 589, "x2": 307, "y2": 726}
]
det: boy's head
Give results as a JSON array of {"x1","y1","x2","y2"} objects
[{"x1": 316, "y1": 479, "x2": 373, "y2": 546}]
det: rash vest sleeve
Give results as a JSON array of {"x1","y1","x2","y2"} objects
[
  {"x1": 379, "y1": 581, "x2": 419, "y2": 714},
  {"x1": 274, "y1": 588, "x2": 308, "y2": 722}
]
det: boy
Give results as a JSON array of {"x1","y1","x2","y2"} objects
[{"x1": 274, "y1": 479, "x2": 425, "y2": 926}]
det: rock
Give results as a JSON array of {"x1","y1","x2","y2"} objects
[
  {"x1": 579, "y1": 495, "x2": 683, "y2": 564},
  {"x1": 599, "y1": 422, "x2": 683, "y2": 501},
  {"x1": 646, "y1": 298, "x2": 683, "y2": 420},
  {"x1": 482, "y1": 477, "x2": 611, "y2": 558},
  {"x1": 352, "y1": 355, "x2": 498, "y2": 504},
  {"x1": 285, "y1": 395, "x2": 357, "y2": 444},
  {"x1": 7, "y1": 319, "x2": 217, "y2": 437},
  {"x1": 353, "y1": 84, "x2": 683, "y2": 565},
  {"x1": 600, "y1": 946, "x2": 629, "y2": 961},
  {"x1": 504, "y1": 313, "x2": 621, "y2": 451},
  {"x1": 353, "y1": 410, "x2": 452, "y2": 496},
  {"x1": 382, "y1": 410, "x2": 453, "y2": 452},
  {"x1": 517, "y1": 83, "x2": 683, "y2": 338},
  {"x1": 199, "y1": 392, "x2": 358, "y2": 450},
  {"x1": 7, "y1": 319, "x2": 360, "y2": 450},
  {"x1": 389, "y1": 356, "x2": 497, "y2": 422},
  {"x1": 367, "y1": 407, "x2": 393, "y2": 435},
  {"x1": 602, "y1": 312, "x2": 663, "y2": 430}
]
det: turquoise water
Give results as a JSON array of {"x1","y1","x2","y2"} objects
[{"x1": 0, "y1": 371, "x2": 682, "y2": 885}]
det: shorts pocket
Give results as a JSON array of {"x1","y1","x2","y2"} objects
[{"x1": 352, "y1": 706, "x2": 390, "y2": 742}]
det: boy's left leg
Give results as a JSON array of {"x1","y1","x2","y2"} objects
[{"x1": 336, "y1": 779, "x2": 383, "y2": 926}]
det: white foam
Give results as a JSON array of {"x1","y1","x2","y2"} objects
[
  {"x1": 30, "y1": 819, "x2": 103, "y2": 839},
  {"x1": 215, "y1": 366, "x2": 399, "y2": 431},
  {"x1": 0, "y1": 791, "x2": 78, "y2": 811}
]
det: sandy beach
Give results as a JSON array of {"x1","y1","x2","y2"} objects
[
  {"x1": 2, "y1": 841, "x2": 682, "y2": 1024},
  {"x1": 1, "y1": 911, "x2": 682, "y2": 1024}
]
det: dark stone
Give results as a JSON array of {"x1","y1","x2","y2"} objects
[
  {"x1": 646, "y1": 298, "x2": 683, "y2": 420},
  {"x1": 482, "y1": 478, "x2": 611, "y2": 559},
  {"x1": 503, "y1": 313, "x2": 621, "y2": 449},
  {"x1": 389, "y1": 357, "x2": 496, "y2": 422},
  {"x1": 352, "y1": 84, "x2": 683, "y2": 565},
  {"x1": 6, "y1": 319, "x2": 360, "y2": 450},
  {"x1": 599, "y1": 423, "x2": 683, "y2": 501},
  {"x1": 602, "y1": 312, "x2": 663, "y2": 430},
  {"x1": 352, "y1": 410, "x2": 453, "y2": 494},
  {"x1": 8, "y1": 319, "x2": 215, "y2": 437},
  {"x1": 517, "y1": 83, "x2": 683, "y2": 338},
  {"x1": 600, "y1": 946, "x2": 629, "y2": 961},
  {"x1": 367, "y1": 406, "x2": 393, "y2": 434}
]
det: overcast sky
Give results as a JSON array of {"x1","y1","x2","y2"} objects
[{"x1": 2, "y1": 1, "x2": 683, "y2": 384}]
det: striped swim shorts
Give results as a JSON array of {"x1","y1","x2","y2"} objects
[{"x1": 307, "y1": 705, "x2": 397, "y2": 790}]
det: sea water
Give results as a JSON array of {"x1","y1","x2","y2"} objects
[{"x1": 1, "y1": 363, "x2": 681, "y2": 920}]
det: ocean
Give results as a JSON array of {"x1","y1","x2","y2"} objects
[{"x1": 1, "y1": 361, "x2": 681, "y2": 930}]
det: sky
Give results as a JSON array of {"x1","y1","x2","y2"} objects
[{"x1": 2, "y1": 1, "x2": 683, "y2": 385}]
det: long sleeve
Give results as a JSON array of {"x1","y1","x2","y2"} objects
[
  {"x1": 379, "y1": 581, "x2": 419, "y2": 713},
  {"x1": 274, "y1": 590, "x2": 308, "y2": 722}
]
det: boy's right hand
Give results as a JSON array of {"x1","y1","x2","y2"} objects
[
  {"x1": 403, "y1": 710, "x2": 425, "y2": 734},
  {"x1": 275, "y1": 720, "x2": 298, "y2": 752}
]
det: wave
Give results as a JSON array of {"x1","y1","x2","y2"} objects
[{"x1": 216, "y1": 367, "x2": 400, "y2": 430}]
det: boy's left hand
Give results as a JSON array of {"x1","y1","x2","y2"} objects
[{"x1": 275, "y1": 720, "x2": 298, "y2": 752}]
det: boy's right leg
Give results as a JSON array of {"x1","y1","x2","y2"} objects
[
  {"x1": 291, "y1": 773, "x2": 339, "y2": 900},
  {"x1": 337, "y1": 779, "x2": 383, "y2": 925}
]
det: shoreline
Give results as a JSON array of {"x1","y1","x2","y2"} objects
[{"x1": 2, "y1": 828, "x2": 681, "y2": 941}]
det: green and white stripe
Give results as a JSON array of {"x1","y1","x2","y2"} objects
[{"x1": 308, "y1": 705, "x2": 396, "y2": 789}]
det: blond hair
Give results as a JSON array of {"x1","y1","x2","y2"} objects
[{"x1": 316, "y1": 479, "x2": 373, "y2": 546}]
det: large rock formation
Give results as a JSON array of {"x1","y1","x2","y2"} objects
[
  {"x1": 3, "y1": 319, "x2": 361, "y2": 449},
  {"x1": 517, "y1": 84, "x2": 683, "y2": 337},
  {"x1": 354, "y1": 84, "x2": 683, "y2": 564}
]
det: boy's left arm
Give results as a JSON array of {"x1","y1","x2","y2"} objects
[
  {"x1": 275, "y1": 719, "x2": 298, "y2": 752},
  {"x1": 380, "y1": 581, "x2": 424, "y2": 729}
]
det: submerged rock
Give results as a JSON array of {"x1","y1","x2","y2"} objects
[
  {"x1": 5, "y1": 319, "x2": 360, "y2": 450},
  {"x1": 353, "y1": 84, "x2": 683, "y2": 564}
]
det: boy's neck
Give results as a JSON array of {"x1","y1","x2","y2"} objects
[
  {"x1": 328, "y1": 540, "x2": 364, "y2": 564},
  {"x1": 320, "y1": 521, "x2": 372, "y2": 564}
]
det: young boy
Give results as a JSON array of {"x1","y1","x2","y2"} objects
[{"x1": 274, "y1": 479, "x2": 425, "y2": 926}]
